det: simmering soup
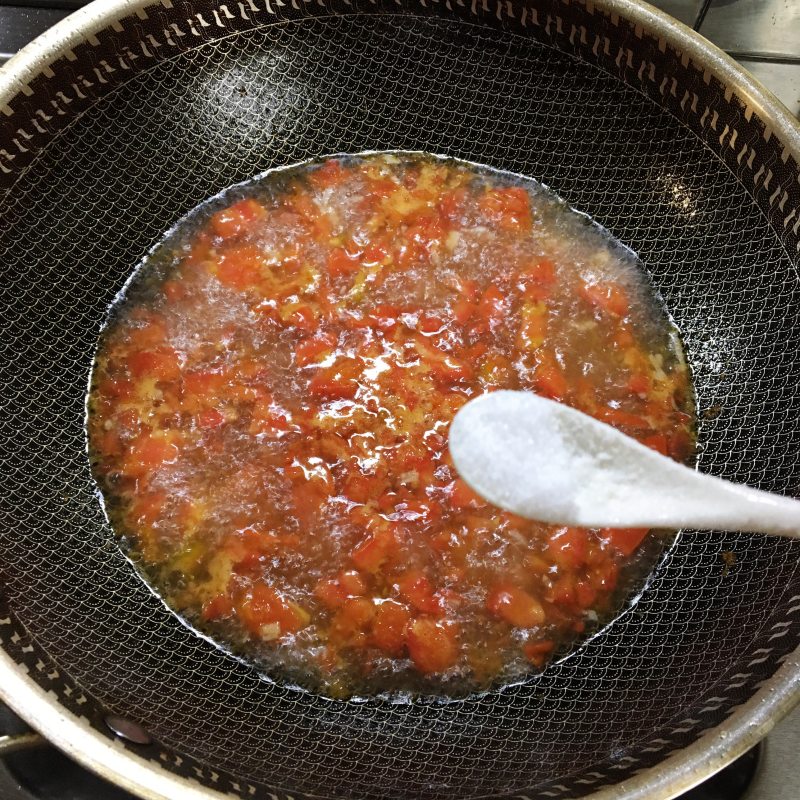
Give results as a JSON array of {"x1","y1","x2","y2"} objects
[{"x1": 88, "y1": 153, "x2": 694, "y2": 697}]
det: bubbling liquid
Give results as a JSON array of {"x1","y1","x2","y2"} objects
[{"x1": 88, "y1": 153, "x2": 694, "y2": 698}]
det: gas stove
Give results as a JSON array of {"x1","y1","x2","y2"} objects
[{"x1": 0, "y1": 1, "x2": 798, "y2": 799}]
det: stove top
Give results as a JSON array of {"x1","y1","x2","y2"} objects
[{"x1": 0, "y1": 1, "x2": 797, "y2": 798}]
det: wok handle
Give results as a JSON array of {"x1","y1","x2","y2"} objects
[{"x1": 0, "y1": 732, "x2": 46, "y2": 756}]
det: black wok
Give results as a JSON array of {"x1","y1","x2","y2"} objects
[{"x1": 0, "y1": 1, "x2": 799, "y2": 798}]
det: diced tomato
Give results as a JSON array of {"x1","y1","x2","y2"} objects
[
  {"x1": 330, "y1": 598, "x2": 375, "y2": 647},
  {"x1": 342, "y1": 472, "x2": 381, "y2": 505},
  {"x1": 234, "y1": 552, "x2": 267, "y2": 575},
  {"x1": 96, "y1": 377, "x2": 134, "y2": 399},
  {"x1": 641, "y1": 432, "x2": 670, "y2": 455},
  {"x1": 210, "y1": 198, "x2": 266, "y2": 239},
  {"x1": 183, "y1": 370, "x2": 228, "y2": 399},
  {"x1": 395, "y1": 239, "x2": 426, "y2": 269},
  {"x1": 201, "y1": 593, "x2": 234, "y2": 622},
  {"x1": 601, "y1": 527, "x2": 649, "y2": 557},
  {"x1": 313, "y1": 570, "x2": 367, "y2": 609},
  {"x1": 418, "y1": 313, "x2": 445, "y2": 334},
  {"x1": 350, "y1": 528, "x2": 397, "y2": 573},
  {"x1": 290, "y1": 193, "x2": 332, "y2": 240},
  {"x1": 363, "y1": 179, "x2": 397, "y2": 205},
  {"x1": 316, "y1": 431, "x2": 350, "y2": 463},
  {"x1": 285, "y1": 191, "x2": 318, "y2": 222},
  {"x1": 236, "y1": 583, "x2": 310, "y2": 637},
  {"x1": 533, "y1": 351, "x2": 567, "y2": 400},
  {"x1": 249, "y1": 400, "x2": 291, "y2": 437},
  {"x1": 282, "y1": 303, "x2": 317, "y2": 331},
  {"x1": 127, "y1": 489, "x2": 168, "y2": 526},
  {"x1": 668, "y1": 429, "x2": 694, "y2": 462},
  {"x1": 308, "y1": 352, "x2": 361, "y2": 395},
  {"x1": 615, "y1": 327, "x2": 636, "y2": 348},
  {"x1": 223, "y1": 526, "x2": 287, "y2": 564},
  {"x1": 295, "y1": 331, "x2": 337, "y2": 367},
  {"x1": 524, "y1": 553, "x2": 550, "y2": 575},
  {"x1": 314, "y1": 579, "x2": 348, "y2": 610},
  {"x1": 413, "y1": 336, "x2": 473, "y2": 383},
  {"x1": 197, "y1": 407, "x2": 226, "y2": 429},
  {"x1": 435, "y1": 354, "x2": 473, "y2": 383},
  {"x1": 398, "y1": 497, "x2": 441, "y2": 525},
  {"x1": 362, "y1": 241, "x2": 389, "y2": 265},
  {"x1": 523, "y1": 639, "x2": 554, "y2": 667},
  {"x1": 520, "y1": 258, "x2": 556, "y2": 302},
  {"x1": 596, "y1": 407, "x2": 651, "y2": 432},
  {"x1": 95, "y1": 428, "x2": 123, "y2": 458},
  {"x1": 310, "y1": 158, "x2": 346, "y2": 189},
  {"x1": 452, "y1": 298, "x2": 477, "y2": 325},
  {"x1": 580, "y1": 281, "x2": 629, "y2": 318},
  {"x1": 378, "y1": 489, "x2": 401, "y2": 514},
  {"x1": 453, "y1": 277, "x2": 479, "y2": 301},
  {"x1": 548, "y1": 575, "x2": 576, "y2": 607},
  {"x1": 478, "y1": 285, "x2": 506, "y2": 329},
  {"x1": 327, "y1": 246, "x2": 361, "y2": 278},
  {"x1": 366, "y1": 303, "x2": 400, "y2": 333},
  {"x1": 397, "y1": 571, "x2": 441, "y2": 615},
  {"x1": 406, "y1": 618, "x2": 459, "y2": 674},
  {"x1": 371, "y1": 600, "x2": 412, "y2": 656},
  {"x1": 447, "y1": 478, "x2": 488, "y2": 510},
  {"x1": 124, "y1": 432, "x2": 179, "y2": 478},
  {"x1": 627, "y1": 373, "x2": 651, "y2": 396},
  {"x1": 407, "y1": 214, "x2": 445, "y2": 250},
  {"x1": 126, "y1": 347, "x2": 181, "y2": 381},
  {"x1": 308, "y1": 360, "x2": 360, "y2": 399},
  {"x1": 215, "y1": 244, "x2": 263, "y2": 290},
  {"x1": 480, "y1": 186, "x2": 532, "y2": 231},
  {"x1": 546, "y1": 527, "x2": 590, "y2": 570},
  {"x1": 339, "y1": 570, "x2": 368, "y2": 596},
  {"x1": 291, "y1": 480, "x2": 329, "y2": 529},
  {"x1": 467, "y1": 341, "x2": 490, "y2": 363},
  {"x1": 486, "y1": 585, "x2": 545, "y2": 628}
]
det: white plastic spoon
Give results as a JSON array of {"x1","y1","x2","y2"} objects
[{"x1": 449, "y1": 390, "x2": 800, "y2": 537}]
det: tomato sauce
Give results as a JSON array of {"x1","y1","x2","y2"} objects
[{"x1": 88, "y1": 153, "x2": 694, "y2": 697}]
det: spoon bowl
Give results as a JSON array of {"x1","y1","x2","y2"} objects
[{"x1": 449, "y1": 390, "x2": 800, "y2": 537}]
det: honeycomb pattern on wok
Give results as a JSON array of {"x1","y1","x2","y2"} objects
[{"x1": 0, "y1": 7, "x2": 799, "y2": 800}]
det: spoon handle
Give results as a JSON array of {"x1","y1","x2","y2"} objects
[
  {"x1": 568, "y1": 436, "x2": 800, "y2": 537},
  {"x1": 646, "y1": 464, "x2": 800, "y2": 538}
]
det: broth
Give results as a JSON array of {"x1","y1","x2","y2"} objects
[{"x1": 88, "y1": 153, "x2": 694, "y2": 697}]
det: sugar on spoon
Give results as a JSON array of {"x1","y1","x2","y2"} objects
[{"x1": 449, "y1": 390, "x2": 800, "y2": 537}]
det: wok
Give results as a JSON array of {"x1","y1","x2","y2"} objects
[{"x1": 0, "y1": 1, "x2": 799, "y2": 799}]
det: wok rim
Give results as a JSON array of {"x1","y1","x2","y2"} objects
[{"x1": 0, "y1": 0, "x2": 799, "y2": 799}]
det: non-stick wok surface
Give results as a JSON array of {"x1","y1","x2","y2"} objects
[{"x1": 0, "y1": 2, "x2": 799, "y2": 799}]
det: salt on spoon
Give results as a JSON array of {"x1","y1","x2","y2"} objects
[{"x1": 449, "y1": 390, "x2": 800, "y2": 537}]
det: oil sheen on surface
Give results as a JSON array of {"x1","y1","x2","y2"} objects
[{"x1": 88, "y1": 153, "x2": 695, "y2": 698}]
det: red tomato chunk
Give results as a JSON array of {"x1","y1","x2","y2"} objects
[{"x1": 88, "y1": 153, "x2": 695, "y2": 697}]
